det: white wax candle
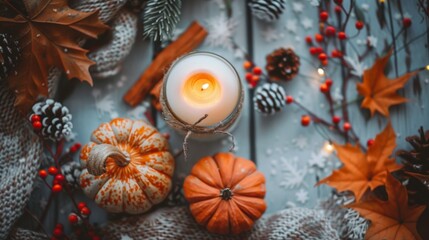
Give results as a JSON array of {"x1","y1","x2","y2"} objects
[{"x1": 164, "y1": 52, "x2": 241, "y2": 126}]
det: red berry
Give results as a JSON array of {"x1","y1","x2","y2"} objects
[
  {"x1": 318, "y1": 53, "x2": 327, "y2": 61},
  {"x1": 81, "y1": 207, "x2": 91, "y2": 216},
  {"x1": 52, "y1": 184, "x2": 62, "y2": 193},
  {"x1": 355, "y1": 21, "x2": 364, "y2": 30},
  {"x1": 321, "y1": 59, "x2": 329, "y2": 66},
  {"x1": 70, "y1": 145, "x2": 78, "y2": 153},
  {"x1": 286, "y1": 96, "x2": 294, "y2": 104},
  {"x1": 367, "y1": 139, "x2": 375, "y2": 147},
  {"x1": 55, "y1": 223, "x2": 63, "y2": 230},
  {"x1": 253, "y1": 67, "x2": 262, "y2": 75},
  {"x1": 31, "y1": 114, "x2": 41, "y2": 122},
  {"x1": 325, "y1": 26, "x2": 336, "y2": 36},
  {"x1": 74, "y1": 142, "x2": 82, "y2": 149},
  {"x1": 343, "y1": 122, "x2": 351, "y2": 131},
  {"x1": 332, "y1": 116, "x2": 341, "y2": 124},
  {"x1": 77, "y1": 202, "x2": 86, "y2": 211},
  {"x1": 309, "y1": 47, "x2": 318, "y2": 55},
  {"x1": 32, "y1": 121, "x2": 42, "y2": 130},
  {"x1": 320, "y1": 83, "x2": 329, "y2": 93},
  {"x1": 68, "y1": 213, "x2": 79, "y2": 224},
  {"x1": 55, "y1": 174, "x2": 65, "y2": 184},
  {"x1": 320, "y1": 11, "x2": 329, "y2": 22},
  {"x1": 48, "y1": 166, "x2": 58, "y2": 175},
  {"x1": 403, "y1": 18, "x2": 412, "y2": 28},
  {"x1": 243, "y1": 61, "x2": 252, "y2": 69},
  {"x1": 305, "y1": 36, "x2": 312, "y2": 44},
  {"x1": 331, "y1": 49, "x2": 342, "y2": 58},
  {"x1": 338, "y1": 32, "x2": 347, "y2": 40},
  {"x1": 301, "y1": 115, "x2": 311, "y2": 126},
  {"x1": 252, "y1": 75, "x2": 260, "y2": 82},
  {"x1": 325, "y1": 78, "x2": 333, "y2": 87},
  {"x1": 53, "y1": 228, "x2": 63, "y2": 237},
  {"x1": 315, "y1": 34, "x2": 324, "y2": 42},
  {"x1": 249, "y1": 80, "x2": 258, "y2": 88},
  {"x1": 335, "y1": 6, "x2": 342, "y2": 13},
  {"x1": 39, "y1": 169, "x2": 48, "y2": 179},
  {"x1": 245, "y1": 73, "x2": 253, "y2": 82}
]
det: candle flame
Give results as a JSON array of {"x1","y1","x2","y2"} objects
[{"x1": 201, "y1": 83, "x2": 210, "y2": 91}]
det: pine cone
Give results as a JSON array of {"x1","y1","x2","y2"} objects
[
  {"x1": 62, "y1": 161, "x2": 82, "y2": 190},
  {"x1": 397, "y1": 127, "x2": 429, "y2": 204},
  {"x1": 266, "y1": 48, "x2": 300, "y2": 81},
  {"x1": 30, "y1": 99, "x2": 73, "y2": 141},
  {"x1": 254, "y1": 82, "x2": 286, "y2": 115},
  {"x1": 249, "y1": 0, "x2": 286, "y2": 22},
  {"x1": 0, "y1": 33, "x2": 20, "y2": 81}
]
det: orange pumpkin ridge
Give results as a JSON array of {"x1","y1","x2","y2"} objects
[
  {"x1": 183, "y1": 152, "x2": 266, "y2": 235},
  {"x1": 80, "y1": 118, "x2": 174, "y2": 214}
]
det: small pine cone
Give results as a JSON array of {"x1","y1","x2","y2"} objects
[
  {"x1": 62, "y1": 161, "x2": 82, "y2": 190},
  {"x1": 254, "y1": 82, "x2": 286, "y2": 115},
  {"x1": 30, "y1": 99, "x2": 73, "y2": 141},
  {"x1": 0, "y1": 33, "x2": 20, "y2": 81},
  {"x1": 397, "y1": 127, "x2": 429, "y2": 175},
  {"x1": 249, "y1": 0, "x2": 286, "y2": 22},
  {"x1": 266, "y1": 48, "x2": 300, "y2": 81}
]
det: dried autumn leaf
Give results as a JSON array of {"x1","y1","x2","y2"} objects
[
  {"x1": 317, "y1": 123, "x2": 401, "y2": 201},
  {"x1": 357, "y1": 50, "x2": 416, "y2": 117},
  {"x1": 348, "y1": 173, "x2": 426, "y2": 240},
  {"x1": 0, "y1": 0, "x2": 109, "y2": 113}
]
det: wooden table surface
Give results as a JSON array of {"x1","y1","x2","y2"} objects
[{"x1": 57, "y1": 0, "x2": 429, "y2": 229}]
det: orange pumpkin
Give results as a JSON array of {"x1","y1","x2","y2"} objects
[
  {"x1": 79, "y1": 118, "x2": 174, "y2": 214},
  {"x1": 183, "y1": 152, "x2": 266, "y2": 235}
]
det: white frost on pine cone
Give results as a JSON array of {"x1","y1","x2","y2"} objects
[
  {"x1": 344, "y1": 53, "x2": 367, "y2": 77},
  {"x1": 278, "y1": 157, "x2": 308, "y2": 189},
  {"x1": 205, "y1": 14, "x2": 237, "y2": 50}
]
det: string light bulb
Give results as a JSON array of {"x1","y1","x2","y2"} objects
[
  {"x1": 322, "y1": 141, "x2": 335, "y2": 154},
  {"x1": 317, "y1": 67, "x2": 325, "y2": 76},
  {"x1": 425, "y1": 65, "x2": 429, "y2": 71}
]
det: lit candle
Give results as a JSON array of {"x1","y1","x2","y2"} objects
[{"x1": 162, "y1": 52, "x2": 243, "y2": 128}]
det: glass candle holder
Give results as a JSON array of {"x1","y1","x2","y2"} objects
[{"x1": 160, "y1": 51, "x2": 244, "y2": 139}]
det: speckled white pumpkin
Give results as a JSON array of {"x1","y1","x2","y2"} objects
[{"x1": 79, "y1": 118, "x2": 174, "y2": 214}]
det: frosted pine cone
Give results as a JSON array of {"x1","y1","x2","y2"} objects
[
  {"x1": 266, "y1": 48, "x2": 300, "y2": 81},
  {"x1": 254, "y1": 82, "x2": 286, "y2": 115},
  {"x1": 62, "y1": 161, "x2": 82, "y2": 190},
  {"x1": 30, "y1": 99, "x2": 73, "y2": 141},
  {"x1": 249, "y1": 0, "x2": 286, "y2": 22},
  {"x1": 0, "y1": 33, "x2": 20, "y2": 81}
]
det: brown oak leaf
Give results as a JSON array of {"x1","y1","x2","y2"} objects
[
  {"x1": 357, "y1": 50, "x2": 416, "y2": 117},
  {"x1": 0, "y1": 0, "x2": 109, "y2": 113},
  {"x1": 317, "y1": 123, "x2": 401, "y2": 201},
  {"x1": 348, "y1": 173, "x2": 426, "y2": 240}
]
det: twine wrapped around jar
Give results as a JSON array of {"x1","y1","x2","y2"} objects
[{"x1": 160, "y1": 86, "x2": 245, "y2": 161}]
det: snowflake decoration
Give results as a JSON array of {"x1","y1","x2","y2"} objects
[
  {"x1": 308, "y1": 0, "x2": 320, "y2": 7},
  {"x1": 278, "y1": 157, "x2": 308, "y2": 189},
  {"x1": 261, "y1": 27, "x2": 284, "y2": 42},
  {"x1": 127, "y1": 102, "x2": 150, "y2": 120},
  {"x1": 93, "y1": 92, "x2": 118, "y2": 119},
  {"x1": 285, "y1": 19, "x2": 298, "y2": 33},
  {"x1": 211, "y1": 0, "x2": 225, "y2": 9},
  {"x1": 295, "y1": 188, "x2": 309, "y2": 204},
  {"x1": 205, "y1": 14, "x2": 237, "y2": 50},
  {"x1": 120, "y1": 234, "x2": 134, "y2": 240},
  {"x1": 301, "y1": 17, "x2": 314, "y2": 30},
  {"x1": 233, "y1": 48, "x2": 245, "y2": 59},
  {"x1": 361, "y1": 3, "x2": 370, "y2": 11},
  {"x1": 344, "y1": 53, "x2": 367, "y2": 77},
  {"x1": 292, "y1": 135, "x2": 308, "y2": 150},
  {"x1": 292, "y1": 2, "x2": 304, "y2": 13},
  {"x1": 308, "y1": 151, "x2": 327, "y2": 169}
]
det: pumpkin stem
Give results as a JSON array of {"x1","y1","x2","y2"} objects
[
  {"x1": 87, "y1": 144, "x2": 130, "y2": 176},
  {"x1": 220, "y1": 188, "x2": 233, "y2": 200}
]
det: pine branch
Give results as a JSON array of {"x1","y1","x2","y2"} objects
[{"x1": 143, "y1": 0, "x2": 182, "y2": 41}]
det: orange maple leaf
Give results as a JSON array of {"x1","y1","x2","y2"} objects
[
  {"x1": 317, "y1": 123, "x2": 401, "y2": 201},
  {"x1": 348, "y1": 173, "x2": 426, "y2": 240},
  {"x1": 356, "y1": 50, "x2": 416, "y2": 117},
  {"x1": 0, "y1": 0, "x2": 109, "y2": 113}
]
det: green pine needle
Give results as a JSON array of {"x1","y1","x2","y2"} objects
[{"x1": 143, "y1": 0, "x2": 182, "y2": 41}]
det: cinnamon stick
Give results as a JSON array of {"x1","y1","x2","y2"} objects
[
  {"x1": 123, "y1": 21, "x2": 208, "y2": 107},
  {"x1": 149, "y1": 79, "x2": 163, "y2": 111}
]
